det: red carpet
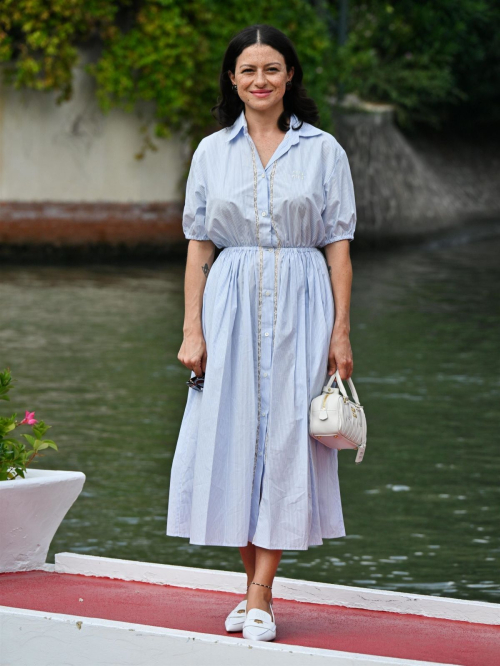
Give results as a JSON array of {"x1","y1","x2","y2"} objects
[{"x1": 1, "y1": 570, "x2": 498, "y2": 665}]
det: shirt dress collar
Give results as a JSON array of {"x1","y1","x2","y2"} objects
[{"x1": 225, "y1": 108, "x2": 322, "y2": 144}]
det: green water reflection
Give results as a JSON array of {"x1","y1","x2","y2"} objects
[{"x1": 1, "y1": 236, "x2": 498, "y2": 602}]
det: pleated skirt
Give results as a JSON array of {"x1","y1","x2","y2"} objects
[{"x1": 166, "y1": 245, "x2": 345, "y2": 550}]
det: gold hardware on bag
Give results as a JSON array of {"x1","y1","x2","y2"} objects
[{"x1": 351, "y1": 406, "x2": 357, "y2": 418}]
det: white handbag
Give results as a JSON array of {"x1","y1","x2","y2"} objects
[{"x1": 309, "y1": 370, "x2": 367, "y2": 464}]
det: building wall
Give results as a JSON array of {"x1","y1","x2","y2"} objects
[{"x1": 0, "y1": 51, "x2": 187, "y2": 204}]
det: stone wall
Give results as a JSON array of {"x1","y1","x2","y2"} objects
[{"x1": 333, "y1": 102, "x2": 500, "y2": 242}]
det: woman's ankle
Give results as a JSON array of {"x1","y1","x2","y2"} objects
[{"x1": 247, "y1": 582, "x2": 273, "y2": 603}]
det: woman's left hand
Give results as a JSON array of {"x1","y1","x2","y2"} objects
[{"x1": 327, "y1": 329, "x2": 353, "y2": 380}]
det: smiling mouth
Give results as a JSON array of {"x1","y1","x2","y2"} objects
[{"x1": 251, "y1": 90, "x2": 272, "y2": 96}]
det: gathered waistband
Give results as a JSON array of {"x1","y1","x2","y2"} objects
[{"x1": 221, "y1": 246, "x2": 320, "y2": 252}]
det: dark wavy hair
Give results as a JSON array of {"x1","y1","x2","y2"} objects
[{"x1": 211, "y1": 24, "x2": 320, "y2": 132}]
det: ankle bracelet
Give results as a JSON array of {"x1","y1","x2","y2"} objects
[{"x1": 251, "y1": 581, "x2": 272, "y2": 590}]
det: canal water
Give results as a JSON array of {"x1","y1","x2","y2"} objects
[{"x1": 1, "y1": 233, "x2": 498, "y2": 603}]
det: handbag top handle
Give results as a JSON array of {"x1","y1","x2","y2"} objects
[{"x1": 324, "y1": 370, "x2": 361, "y2": 406}]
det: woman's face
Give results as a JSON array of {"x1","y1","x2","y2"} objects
[{"x1": 229, "y1": 44, "x2": 293, "y2": 115}]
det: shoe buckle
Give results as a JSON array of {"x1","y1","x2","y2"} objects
[{"x1": 254, "y1": 619, "x2": 264, "y2": 624}]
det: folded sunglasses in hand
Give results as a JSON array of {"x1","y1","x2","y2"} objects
[{"x1": 186, "y1": 372, "x2": 205, "y2": 391}]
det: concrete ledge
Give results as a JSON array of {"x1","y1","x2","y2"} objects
[
  {"x1": 0, "y1": 606, "x2": 456, "y2": 666},
  {"x1": 54, "y1": 553, "x2": 500, "y2": 625}
]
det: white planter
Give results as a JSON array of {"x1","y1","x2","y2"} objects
[{"x1": 0, "y1": 468, "x2": 86, "y2": 573}]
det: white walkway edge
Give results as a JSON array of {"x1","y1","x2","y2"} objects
[
  {"x1": 0, "y1": 606, "x2": 459, "y2": 666},
  {"x1": 54, "y1": 552, "x2": 500, "y2": 625}
]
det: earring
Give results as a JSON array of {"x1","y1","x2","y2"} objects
[
  {"x1": 232, "y1": 84, "x2": 237, "y2": 91},
  {"x1": 286, "y1": 80, "x2": 292, "y2": 89}
]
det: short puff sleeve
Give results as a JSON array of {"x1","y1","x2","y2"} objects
[
  {"x1": 318, "y1": 148, "x2": 357, "y2": 247},
  {"x1": 182, "y1": 143, "x2": 210, "y2": 241}
]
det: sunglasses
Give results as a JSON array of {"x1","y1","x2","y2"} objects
[{"x1": 186, "y1": 372, "x2": 205, "y2": 391}]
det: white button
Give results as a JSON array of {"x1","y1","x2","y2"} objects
[
  {"x1": 265, "y1": 290, "x2": 271, "y2": 296},
  {"x1": 268, "y1": 248, "x2": 273, "y2": 252},
  {"x1": 261, "y1": 174, "x2": 265, "y2": 178},
  {"x1": 261, "y1": 211, "x2": 267, "y2": 217},
  {"x1": 261, "y1": 411, "x2": 267, "y2": 416},
  {"x1": 263, "y1": 372, "x2": 268, "y2": 377},
  {"x1": 264, "y1": 332, "x2": 269, "y2": 337}
]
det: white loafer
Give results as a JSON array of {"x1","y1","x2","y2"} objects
[
  {"x1": 224, "y1": 598, "x2": 247, "y2": 632},
  {"x1": 242, "y1": 600, "x2": 276, "y2": 641}
]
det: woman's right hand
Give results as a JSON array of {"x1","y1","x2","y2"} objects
[{"x1": 178, "y1": 329, "x2": 207, "y2": 377}]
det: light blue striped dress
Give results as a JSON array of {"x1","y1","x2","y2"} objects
[{"x1": 166, "y1": 109, "x2": 357, "y2": 550}]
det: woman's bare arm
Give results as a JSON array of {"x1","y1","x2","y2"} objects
[
  {"x1": 178, "y1": 239, "x2": 216, "y2": 376},
  {"x1": 323, "y1": 239, "x2": 354, "y2": 380}
]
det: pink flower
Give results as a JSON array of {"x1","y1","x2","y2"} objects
[{"x1": 20, "y1": 411, "x2": 38, "y2": 425}]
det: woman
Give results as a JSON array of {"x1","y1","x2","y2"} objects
[{"x1": 166, "y1": 23, "x2": 356, "y2": 642}]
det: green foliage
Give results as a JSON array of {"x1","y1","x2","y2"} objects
[
  {"x1": 0, "y1": 0, "x2": 335, "y2": 151},
  {"x1": 0, "y1": 0, "x2": 120, "y2": 102},
  {"x1": 89, "y1": 0, "x2": 336, "y2": 150},
  {"x1": 0, "y1": 368, "x2": 14, "y2": 401},
  {"x1": 0, "y1": 369, "x2": 59, "y2": 482},
  {"x1": 0, "y1": 0, "x2": 498, "y2": 146},
  {"x1": 332, "y1": 0, "x2": 500, "y2": 128}
]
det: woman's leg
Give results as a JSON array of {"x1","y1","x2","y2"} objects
[
  {"x1": 246, "y1": 545, "x2": 282, "y2": 614},
  {"x1": 239, "y1": 541, "x2": 256, "y2": 598}
]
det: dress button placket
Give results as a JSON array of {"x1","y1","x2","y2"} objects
[{"x1": 248, "y1": 137, "x2": 281, "y2": 515}]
